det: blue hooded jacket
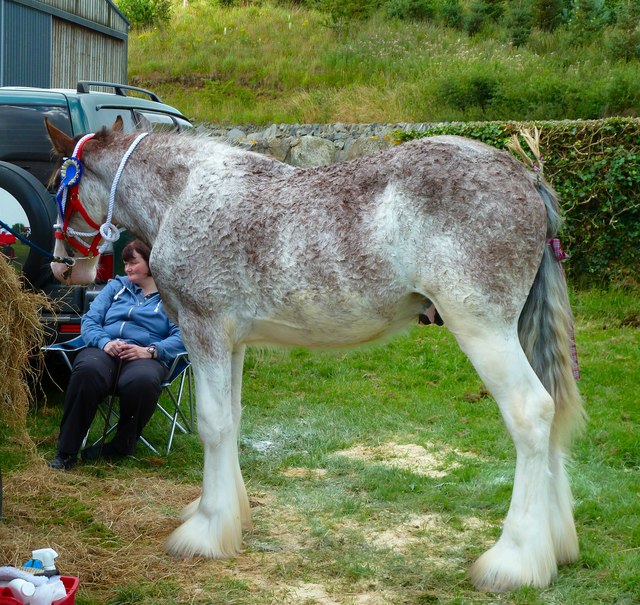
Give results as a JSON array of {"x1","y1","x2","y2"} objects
[{"x1": 81, "y1": 276, "x2": 185, "y2": 367}]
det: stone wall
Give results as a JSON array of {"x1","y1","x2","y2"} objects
[{"x1": 196, "y1": 122, "x2": 437, "y2": 167}]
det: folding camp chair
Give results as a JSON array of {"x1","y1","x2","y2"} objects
[{"x1": 44, "y1": 336, "x2": 194, "y2": 455}]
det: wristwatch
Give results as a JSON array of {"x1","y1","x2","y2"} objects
[{"x1": 147, "y1": 345, "x2": 157, "y2": 359}]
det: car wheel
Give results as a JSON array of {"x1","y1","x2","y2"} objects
[{"x1": 0, "y1": 161, "x2": 56, "y2": 288}]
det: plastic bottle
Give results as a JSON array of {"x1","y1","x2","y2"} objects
[
  {"x1": 7, "y1": 578, "x2": 36, "y2": 600},
  {"x1": 6, "y1": 577, "x2": 66, "y2": 605}
]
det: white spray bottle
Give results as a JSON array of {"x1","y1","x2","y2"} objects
[{"x1": 21, "y1": 549, "x2": 60, "y2": 578}]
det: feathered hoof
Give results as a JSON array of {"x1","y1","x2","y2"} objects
[
  {"x1": 470, "y1": 539, "x2": 558, "y2": 592},
  {"x1": 165, "y1": 511, "x2": 243, "y2": 559}
]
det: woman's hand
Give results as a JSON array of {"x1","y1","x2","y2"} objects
[
  {"x1": 103, "y1": 341, "x2": 153, "y2": 360},
  {"x1": 103, "y1": 340, "x2": 126, "y2": 358},
  {"x1": 118, "y1": 343, "x2": 153, "y2": 361}
]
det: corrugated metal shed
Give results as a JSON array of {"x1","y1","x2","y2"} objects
[{"x1": 0, "y1": 0, "x2": 129, "y2": 88}]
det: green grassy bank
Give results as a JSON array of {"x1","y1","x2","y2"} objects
[{"x1": 127, "y1": 2, "x2": 640, "y2": 126}]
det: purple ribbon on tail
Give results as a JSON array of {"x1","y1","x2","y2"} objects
[{"x1": 546, "y1": 238, "x2": 580, "y2": 380}]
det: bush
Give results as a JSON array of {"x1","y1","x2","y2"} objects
[
  {"x1": 533, "y1": 0, "x2": 565, "y2": 31},
  {"x1": 438, "y1": 73, "x2": 501, "y2": 114},
  {"x1": 464, "y1": 0, "x2": 491, "y2": 35},
  {"x1": 567, "y1": 0, "x2": 609, "y2": 44},
  {"x1": 116, "y1": 0, "x2": 172, "y2": 28},
  {"x1": 436, "y1": 0, "x2": 464, "y2": 28},
  {"x1": 604, "y1": 1, "x2": 640, "y2": 61},
  {"x1": 395, "y1": 118, "x2": 640, "y2": 286},
  {"x1": 311, "y1": 0, "x2": 380, "y2": 26},
  {"x1": 504, "y1": 1, "x2": 534, "y2": 46},
  {"x1": 604, "y1": 68, "x2": 640, "y2": 115},
  {"x1": 384, "y1": 0, "x2": 435, "y2": 21}
]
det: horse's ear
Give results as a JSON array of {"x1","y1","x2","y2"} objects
[
  {"x1": 112, "y1": 116, "x2": 125, "y2": 132},
  {"x1": 45, "y1": 118, "x2": 74, "y2": 157},
  {"x1": 135, "y1": 112, "x2": 153, "y2": 133}
]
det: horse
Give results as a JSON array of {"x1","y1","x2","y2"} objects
[{"x1": 45, "y1": 117, "x2": 584, "y2": 592}]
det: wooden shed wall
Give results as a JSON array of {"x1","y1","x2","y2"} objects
[{"x1": 52, "y1": 18, "x2": 127, "y2": 88}]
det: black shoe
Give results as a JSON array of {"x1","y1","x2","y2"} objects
[
  {"x1": 81, "y1": 442, "x2": 125, "y2": 463},
  {"x1": 48, "y1": 452, "x2": 78, "y2": 470}
]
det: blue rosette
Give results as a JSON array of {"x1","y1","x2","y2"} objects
[{"x1": 56, "y1": 156, "x2": 84, "y2": 217}]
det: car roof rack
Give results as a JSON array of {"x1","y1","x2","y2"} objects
[{"x1": 76, "y1": 81, "x2": 162, "y2": 103}]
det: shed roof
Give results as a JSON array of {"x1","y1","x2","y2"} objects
[{"x1": 9, "y1": 0, "x2": 129, "y2": 36}]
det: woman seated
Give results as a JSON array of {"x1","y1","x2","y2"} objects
[{"x1": 49, "y1": 239, "x2": 186, "y2": 470}]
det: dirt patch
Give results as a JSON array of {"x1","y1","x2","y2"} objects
[
  {"x1": 281, "y1": 467, "x2": 328, "y2": 479},
  {"x1": 333, "y1": 442, "x2": 476, "y2": 478},
  {"x1": 621, "y1": 312, "x2": 640, "y2": 328},
  {"x1": 366, "y1": 513, "x2": 443, "y2": 550}
]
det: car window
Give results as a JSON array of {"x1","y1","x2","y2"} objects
[
  {"x1": 0, "y1": 105, "x2": 72, "y2": 187},
  {"x1": 93, "y1": 107, "x2": 137, "y2": 132},
  {"x1": 134, "y1": 110, "x2": 191, "y2": 132}
]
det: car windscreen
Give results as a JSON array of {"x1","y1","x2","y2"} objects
[{"x1": 0, "y1": 105, "x2": 73, "y2": 188}]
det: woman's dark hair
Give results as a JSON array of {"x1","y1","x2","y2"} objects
[{"x1": 122, "y1": 239, "x2": 151, "y2": 267}]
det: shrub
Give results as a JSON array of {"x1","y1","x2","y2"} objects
[
  {"x1": 532, "y1": 0, "x2": 565, "y2": 30},
  {"x1": 436, "y1": 0, "x2": 464, "y2": 28},
  {"x1": 438, "y1": 73, "x2": 501, "y2": 113},
  {"x1": 605, "y1": 27, "x2": 640, "y2": 62},
  {"x1": 604, "y1": 69, "x2": 640, "y2": 116},
  {"x1": 504, "y1": 1, "x2": 534, "y2": 46},
  {"x1": 567, "y1": 0, "x2": 609, "y2": 44},
  {"x1": 604, "y1": 1, "x2": 640, "y2": 61},
  {"x1": 384, "y1": 0, "x2": 435, "y2": 21},
  {"x1": 116, "y1": 0, "x2": 172, "y2": 28},
  {"x1": 395, "y1": 118, "x2": 640, "y2": 286},
  {"x1": 464, "y1": 0, "x2": 491, "y2": 35},
  {"x1": 311, "y1": 0, "x2": 380, "y2": 26}
]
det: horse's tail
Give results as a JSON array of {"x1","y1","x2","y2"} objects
[{"x1": 518, "y1": 179, "x2": 586, "y2": 448}]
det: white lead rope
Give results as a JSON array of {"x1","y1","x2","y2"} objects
[
  {"x1": 56, "y1": 131, "x2": 149, "y2": 251},
  {"x1": 101, "y1": 131, "x2": 149, "y2": 242}
]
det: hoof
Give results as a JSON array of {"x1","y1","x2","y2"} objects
[
  {"x1": 165, "y1": 511, "x2": 242, "y2": 559},
  {"x1": 470, "y1": 539, "x2": 557, "y2": 592}
]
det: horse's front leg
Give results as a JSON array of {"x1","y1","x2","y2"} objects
[
  {"x1": 165, "y1": 343, "x2": 246, "y2": 558},
  {"x1": 178, "y1": 345, "x2": 251, "y2": 531}
]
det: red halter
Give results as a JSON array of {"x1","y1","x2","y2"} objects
[
  {"x1": 54, "y1": 130, "x2": 149, "y2": 259},
  {"x1": 54, "y1": 133, "x2": 104, "y2": 258}
]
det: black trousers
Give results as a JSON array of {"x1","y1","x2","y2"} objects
[{"x1": 57, "y1": 347, "x2": 167, "y2": 456}]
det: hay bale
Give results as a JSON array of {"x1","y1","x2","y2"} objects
[{"x1": 0, "y1": 256, "x2": 53, "y2": 442}]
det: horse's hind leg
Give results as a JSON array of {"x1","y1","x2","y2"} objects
[
  {"x1": 231, "y1": 345, "x2": 252, "y2": 529},
  {"x1": 449, "y1": 322, "x2": 557, "y2": 591},
  {"x1": 548, "y1": 439, "x2": 579, "y2": 565}
]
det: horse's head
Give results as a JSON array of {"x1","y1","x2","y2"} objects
[{"x1": 45, "y1": 117, "x2": 143, "y2": 284}]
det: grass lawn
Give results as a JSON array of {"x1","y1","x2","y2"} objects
[{"x1": 1, "y1": 289, "x2": 638, "y2": 604}]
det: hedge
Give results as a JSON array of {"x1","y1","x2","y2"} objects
[{"x1": 394, "y1": 117, "x2": 640, "y2": 288}]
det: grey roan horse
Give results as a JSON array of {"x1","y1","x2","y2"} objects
[{"x1": 46, "y1": 118, "x2": 583, "y2": 592}]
